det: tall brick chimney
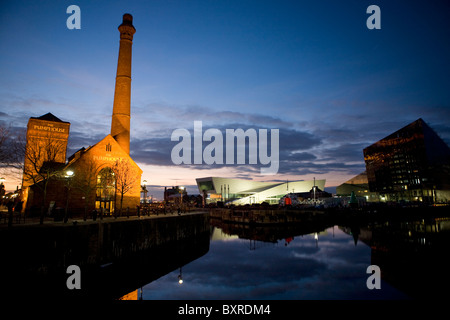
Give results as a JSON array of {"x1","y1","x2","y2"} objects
[{"x1": 111, "y1": 13, "x2": 136, "y2": 154}]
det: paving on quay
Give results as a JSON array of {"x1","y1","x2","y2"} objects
[{"x1": 0, "y1": 209, "x2": 207, "y2": 228}]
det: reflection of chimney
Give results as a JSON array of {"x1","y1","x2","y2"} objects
[{"x1": 111, "y1": 13, "x2": 136, "y2": 154}]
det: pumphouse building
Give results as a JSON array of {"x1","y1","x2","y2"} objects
[{"x1": 22, "y1": 14, "x2": 142, "y2": 217}]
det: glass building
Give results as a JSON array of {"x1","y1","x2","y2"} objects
[
  {"x1": 196, "y1": 177, "x2": 325, "y2": 205},
  {"x1": 363, "y1": 118, "x2": 450, "y2": 203}
]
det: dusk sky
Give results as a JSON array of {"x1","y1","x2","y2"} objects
[{"x1": 1, "y1": 0, "x2": 449, "y2": 199}]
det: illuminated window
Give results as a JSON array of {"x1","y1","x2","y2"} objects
[{"x1": 96, "y1": 167, "x2": 115, "y2": 212}]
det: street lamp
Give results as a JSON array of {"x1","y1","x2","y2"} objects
[
  {"x1": 179, "y1": 186, "x2": 185, "y2": 205},
  {"x1": 313, "y1": 177, "x2": 316, "y2": 205},
  {"x1": 64, "y1": 170, "x2": 74, "y2": 223},
  {"x1": 178, "y1": 267, "x2": 183, "y2": 285},
  {"x1": 142, "y1": 180, "x2": 147, "y2": 204},
  {"x1": 0, "y1": 178, "x2": 5, "y2": 198}
]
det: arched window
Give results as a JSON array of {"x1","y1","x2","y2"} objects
[{"x1": 96, "y1": 167, "x2": 115, "y2": 214}]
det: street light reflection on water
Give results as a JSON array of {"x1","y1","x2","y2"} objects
[{"x1": 140, "y1": 224, "x2": 409, "y2": 300}]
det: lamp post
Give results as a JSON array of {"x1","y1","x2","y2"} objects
[
  {"x1": 64, "y1": 170, "x2": 74, "y2": 223},
  {"x1": 1, "y1": 177, "x2": 13, "y2": 227},
  {"x1": 178, "y1": 186, "x2": 185, "y2": 215},
  {"x1": 313, "y1": 177, "x2": 316, "y2": 205},
  {"x1": 178, "y1": 267, "x2": 183, "y2": 285},
  {"x1": 179, "y1": 186, "x2": 185, "y2": 205},
  {"x1": 143, "y1": 180, "x2": 148, "y2": 204},
  {"x1": 0, "y1": 177, "x2": 5, "y2": 198}
]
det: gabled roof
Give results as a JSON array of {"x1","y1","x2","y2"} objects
[
  {"x1": 31, "y1": 112, "x2": 70, "y2": 123},
  {"x1": 65, "y1": 134, "x2": 143, "y2": 174}
]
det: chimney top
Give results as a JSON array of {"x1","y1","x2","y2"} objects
[
  {"x1": 122, "y1": 13, "x2": 133, "y2": 24},
  {"x1": 118, "y1": 13, "x2": 135, "y2": 34}
]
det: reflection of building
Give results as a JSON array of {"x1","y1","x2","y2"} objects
[
  {"x1": 118, "y1": 290, "x2": 138, "y2": 300},
  {"x1": 344, "y1": 217, "x2": 450, "y2": 299},
  {"x1": 22, "y1": 14, "x2": 142, "y2": 216},
  {"x1": 363, "y1": 118, "x2": 450, "y2": 203},
  {"x1": 211, "y1": 218, "x2": 330, "y2": 245},
  {"x1": 196, "y1": 177, "x2": 325, "y2": 205}
]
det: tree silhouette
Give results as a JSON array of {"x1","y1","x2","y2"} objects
[
  {"x1": 22, "y1": 132, "x2": 67, "y2": 224},
  {"x1": 69, "y1": 157, "x2": 101, "y2": 220},
  {"x1": 112, "y1": 158, "x2": 138, "y2": 216},
  {"x1": 0, "y1": 125, "x2": 25, "y2": 180}
]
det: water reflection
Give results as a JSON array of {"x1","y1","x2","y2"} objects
[
  {"x1": 142, "y1": 216, "x2": 450, "y2": 300},
  {"x1": 357, "y1": 217, "x2": 450, "y2": 299},
  {"x1": 0, "y1": 223, "x2": 210, "y2": 300},
  {"x1": 100, "y1": 230, "x2": 210, "y2": 300}
]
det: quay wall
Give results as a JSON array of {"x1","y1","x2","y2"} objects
[
  {"x1": 209, "y1": 205, "x2": 450, "y2": 226},
  {"x1": 0, "y1": 213, "x2": 210, "y2": 276}
]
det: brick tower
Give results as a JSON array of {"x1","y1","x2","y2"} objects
[
  {"x1": 111, "y1": 13, "x2": 136, "y2": 155},
  {"x1": 22, "y1": 113, "x2": 70, "y2": 189}
]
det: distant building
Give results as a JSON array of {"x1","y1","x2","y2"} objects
[
  {"x1": 336, "y1": 171, "x2": 369, "y2": 196},
  {"x1": 336, "y1": 171, "x2": 379, "y2": 202},
  {"x1": 164, "y1": 186, "x2": 188, "y2": 204},
  {"x1": 295, "y1": 187, "x2": 332, "y2": 201},
  {"x1": 280, "y1": 186, "x2": 332, "y2": 206},
  {"x1": 363, "y1": 118, "x2": 450, "y2": 203},
  {"x1": 196, "y1": 177, "x2": 325, "y2": 205}
]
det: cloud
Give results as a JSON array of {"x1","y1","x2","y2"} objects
[
  {"x1": 132, "y1": 102, "x2": 294, "y2": 133},
  {"x1": 277, "y1": 160, "x2": 366, "y2": 176},
  {"x1": 128, "y1": 112, "x2": 374, "y2": 181},
  {"x1": 320, "y1": 143, "x2": 366, "y2": 163},
  {"x1": 130, "y1": 123, "x2": 323, "y2": 178},
  {"x1": 130, "y1": 136, "x2": 174, "y2": 166},
  {"x1": 4, "y1": 92, "x2": 449, "y2": 190},
  {"x1": 141, "y1": 226, "x2": 404, "y2": 300},
  {"x1": 143, "y1": 237, "x2": 328, "y2": 299},
  {"x1": 284, "y1": 152, "x2": 317, "y2": 162},
  {"x1": 67, "y1": 131, "x2": 106, "y2": 156}
]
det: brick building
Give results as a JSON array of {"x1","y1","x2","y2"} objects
[{"x1": 22, "y1": 14, "x2": 143, "y2": 218}]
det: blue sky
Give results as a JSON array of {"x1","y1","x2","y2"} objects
[{"x1": 1, "y1": 0, "x2": 449, "y2": 198}]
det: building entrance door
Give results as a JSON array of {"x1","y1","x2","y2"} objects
[
  {"x1": 96, "y1": 167, "x2": 116, "y2": 216},
  {"x1": 96, "y1": 199, "x2": 115, "y2": 216}
]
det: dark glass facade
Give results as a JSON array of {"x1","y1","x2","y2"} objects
[{"x1": 363, "y1": 119, "x2": 450, "y2": 202}]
